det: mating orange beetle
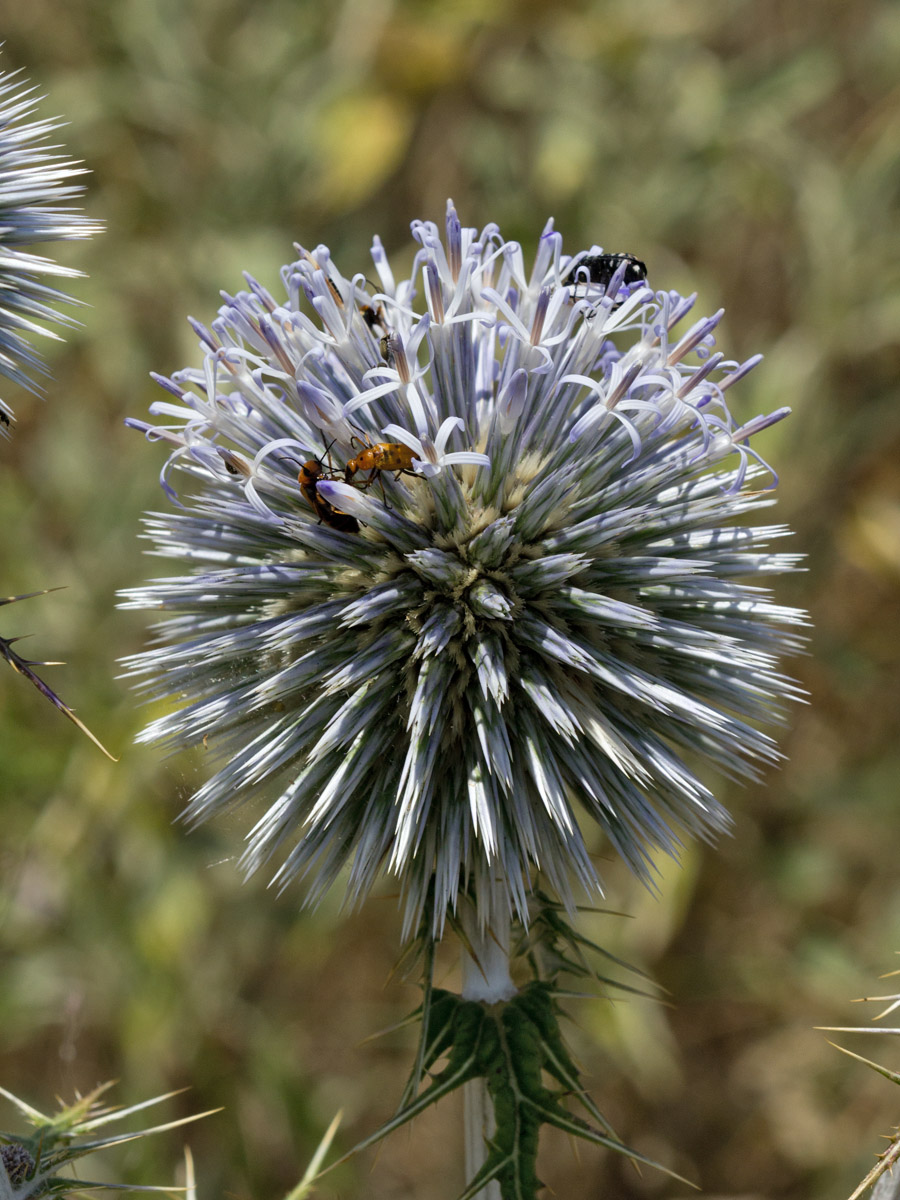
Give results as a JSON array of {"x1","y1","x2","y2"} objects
[
  {"x1": 298, "y1": 457, "x2": 359, "y2": 534},
  {"x1": 344, "y1": 439, "x2": 417, "y2": 487}
]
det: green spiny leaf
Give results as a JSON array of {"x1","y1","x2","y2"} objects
[{"x1": 321, "y1": 982, "x2": 690, "y2": 1199}]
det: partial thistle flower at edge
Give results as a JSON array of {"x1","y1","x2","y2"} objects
[
  {"x1": 0, "y1": 1082, "x2": 216, "y2": 1199},
  {"x1": 0, "y1": 58, "x2": 101, "y2": 429},
  {"x1": 120, "y1": 202, "x2": 807, "y2": 941}
]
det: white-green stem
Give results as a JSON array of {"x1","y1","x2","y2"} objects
[{"x1": 460, "y1": 886, "x2": 517, "y2": 1200}]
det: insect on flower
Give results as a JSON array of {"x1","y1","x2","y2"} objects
[
  {"x1": 344, "y1": 436, "x2": 418, "y2": 487},
  {"x1": 359, "y1": 294, "x2": 388, "y2": 336},
  {"x1": 298, "y1": 455, "x2": 360, "y2": 534},
  {"x1": 566, "y1": 251, "x2": 647, "y2": 307},
  {"x1": 304, "y1": 248, "x2": 389, "y2": 342}
]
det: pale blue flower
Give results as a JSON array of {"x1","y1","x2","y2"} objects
[
  {"x1": 0, "y1": 62, "x2": 100, "y2": 425},
  {"x1": 122, "y1": 203, "x2": 805, "y2": 935}
]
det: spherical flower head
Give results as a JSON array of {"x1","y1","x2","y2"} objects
[
  {"x1": 0, "y1": 61, "x2": 101, "y2": 425},
  {"x1": 122, "y1": 203, "x2": 805, "y2": 937},
  {"x1": 1, "y1": 1143, "x2": 35, "y2": 1186}
]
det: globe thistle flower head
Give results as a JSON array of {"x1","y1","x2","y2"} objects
[
  {"x1": 122, "y1": 202, "x2": 805, "y2": 937},
  {"x1": 0, "y1": 62, "x2": 101, "y2": 426}
]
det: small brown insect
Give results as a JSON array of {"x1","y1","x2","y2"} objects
[
  {"x1": 298, "y1": 457, "x2": 359, "y2": 533},
  {"x1": 359, "y1": 301, "x2": 386, "y2": 333}
]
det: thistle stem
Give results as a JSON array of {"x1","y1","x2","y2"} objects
[
  {"x1": 460, "y1": 888, "x2": 517, "y2": 1200},
  {"x1": 463, "y1": 1077, "x2": 498, "y2": 1200}
]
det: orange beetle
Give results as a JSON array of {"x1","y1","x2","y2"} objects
[{"x1": 343, "y1": 438, "x2": 417, "y2": 487}]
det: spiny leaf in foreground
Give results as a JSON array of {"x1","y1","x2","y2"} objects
[
  {"x1": 0, "y1": 590, "x2": 117, "y2": 760},
  {"x1": 327, "y1": 982, "x2": 692, "y2": 1200}
]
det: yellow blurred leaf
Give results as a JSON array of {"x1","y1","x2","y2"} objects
[{"x1": 314, "y1": 92, "x2": 413, "y2": 211}]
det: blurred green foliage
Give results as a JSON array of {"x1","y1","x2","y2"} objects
[{"x1": 2, "y1": 1, "x2": 900, "y2": 1196}]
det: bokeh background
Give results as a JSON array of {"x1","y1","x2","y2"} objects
[{"x1": 2, "y1": 2, "x2": 899, "y2": 1197}]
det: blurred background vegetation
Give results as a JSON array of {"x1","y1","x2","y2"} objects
[{"x1": 1, "y1": 1, "x2": 899, "y2": 1197}]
